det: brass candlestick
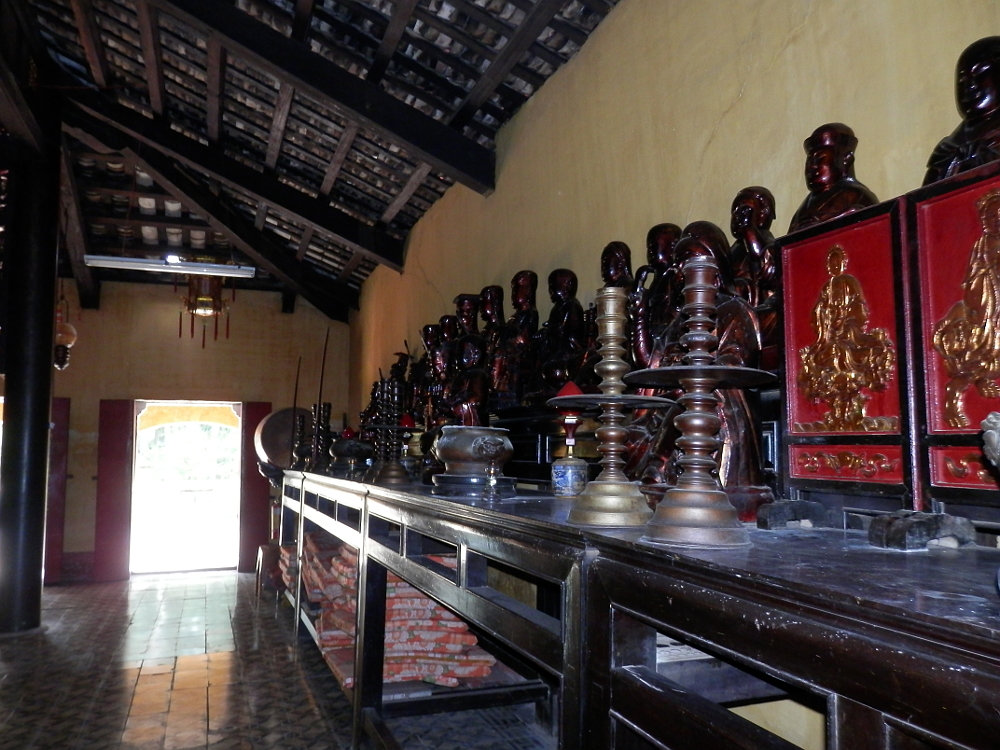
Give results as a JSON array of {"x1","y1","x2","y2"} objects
[
  {"x1": 550, "y1": 286, "x2": 669, "y2": 526},
  {"x1": 625, "y1": 256, "x2": 773, "y2": 547}
]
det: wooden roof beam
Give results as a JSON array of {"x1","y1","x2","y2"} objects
[
  {"x1": 264, "y1": 82, "x2": 294, "y2": 169},
  {"x1": 380, "y1": 161, "x2": 430, "y2": 224},
  {"x1": 64, "y1": 95, "x2": 405, "y2": 271},
  {"x1": 127, "y1": 144, "x2": 355, "y2": 321},
  {"x1": 205, "y1": 37, "x2": 225, "y2": 143},
  {"x1": 296, "y1": 226, "x2": 313, "y2": 260},
  {"x1": 136, "y1": 0, "x2": 166, "y2": 116},
  {"x1": 0, "y1": 49, "x2": 43, "y2": 151},
  {"x1": 68, "y1": 0, "x2": 110, "y2": 88},
  {"x1": 449, "y1": 0, "x2": 564, "y2": 130},
  {"x1": 320, "y1": 121, "x2": 358, "y2": 196},
  {"x1": 146, "y1": 0, "x2": 494, "y2": 194},
  {"x1": 366, "y1": 0, "x2": 419, "y2": 86},
  {"x1": 291, "y1": 0, "x2": 315, "y2": 42},
  {"x1": 59, "y1": 142, "x2": 101, "y2": 309},
  {"x1": 336, "y1": 251, "x2": 364, "y2": 284}
]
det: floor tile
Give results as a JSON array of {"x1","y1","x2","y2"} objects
[{"x1": 1, "y1": 570, "x2": 557, "y2": 749}]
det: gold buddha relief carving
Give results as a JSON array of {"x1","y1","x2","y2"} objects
[
  {"x1": 933, "y1": 190, "x2": 1000, "y2": 428},
  {"x1": 796, "y1": 245, "x2": 897, "y2": 432}
]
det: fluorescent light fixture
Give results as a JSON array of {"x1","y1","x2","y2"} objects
[{"x1": 84, "y1": 254, "x2": 256, "y2": 278}]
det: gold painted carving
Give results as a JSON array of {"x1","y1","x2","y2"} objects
[
  {"x1": 797, "y1": 450, "x2": 898, "y2": 479},
  {"x1": 943, "y1": 453, "x2": 994, "y2": 484},
  {"x1": 796, "y1": 245, "x2": 897, "y2": 432},
  {"x1": 933, "y1": 190, "x2": 1000, "y2": 428}
]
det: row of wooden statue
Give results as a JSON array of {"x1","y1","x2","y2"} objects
[{"x1": 359, "y1": 36, "x2": 1000, "y2": 501}]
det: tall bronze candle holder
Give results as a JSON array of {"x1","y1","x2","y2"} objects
[
  {"x1": 549, "y1": 286, "x2": 672, "y2": 526},
  {"x1": 624, "y1": 256, "x2": 774, "y2": 547}
]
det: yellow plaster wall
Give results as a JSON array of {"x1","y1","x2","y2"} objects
[
  {"x1": 351, "y1": 0, "x2": 1000, "y2": 411},
  {"x1": 51, "y1": 281, "x2": 349, "y2": 553}
]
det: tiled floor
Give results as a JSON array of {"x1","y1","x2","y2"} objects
[{"x1": 0, "y1": 571, "x2": 554, "y2": 750}]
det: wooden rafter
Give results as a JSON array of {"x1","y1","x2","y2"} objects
[
  {"x1": 253, "y1": 200, "x2": 268, "y2": 231},
  {"x1": 366, "y1": 0, "x2": 419, "y2": 86},
  {"x1": 380, "y1": 162, "x2": 431, "y2": 224},
  {"x1": 135, "y1": 0, "x2": 165, "y2": 116},
  {"x1": 64, "y1": 96, "x2": 405, "y2": 270},
  {"x1": 146, "y1": 0, "x2": 494, "y2": 194},
  {"x1": 449, "y1": 0, "x2": 564, "y2": 129},
  {"x1": 59, "y1": 141, "x2": 101, "y2": 309},
  {"x1": 68, "y1": 0, "x2": 110, "y2": 88},
  {"x1": 127, "y1": 143, "x2": 356, "y2": 321},
  {"x1": 320, "y1": 121, "x2": 359, "y2": 196},
  {"x1": 205, "y1": 36, "x2": 225, "y2": 143},
  {"x1": 336, "y1": 251, "x2": 364, "y2": 284},
  {"x1": 296, "y1": 226, "x2": 314, "y2": 260},
  {"x1": 291, "y1": 0, "x2": 315, "y2": 42},
  {"x1": 265, "y1": 82, "x2": 295, "y2": 169}
]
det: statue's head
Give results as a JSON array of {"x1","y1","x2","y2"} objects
[
  {"x1": 439, "y1": 315, "x2": 459, "y2": 341},
  {"x1": 803, "y1": 123, "x2": 858, "y2": 191},
  {"x1": 456, "y1": 334, "x2": 486, "y2": 370},
  {"x1": 600, "y1": 241, "x2": 633, "y2": 287},
  {"x1": 826, "y1": 245, "x2": 848, "y2": 277},
  {"x1": 977, "y1": 189, "x2": 1000, "y2": 234},
  {"x1": 479, "y1": 285, "x2": 504, "y2": 322},
  {"x1": 454, "y1": 293, "x2": 480, "y2": 323},
  {"x1": 678, "y1": 221, "x2": 733, "y2": 289},
  {"x1": 956, "y1": 37, "x2": 1000, "y2": 122},
  {"x1": 510, "y1": 270, "x2": 538, "y2": 309},
  {"x1": 645, "y1": 223, "x2": 683, "y2": 269},
  {"x1": 730, "y1": 186, "x2": 776, "y2": 236},
  {"x1": 548, "y1": 268, "x2": 578, "y2": 303},
  {"x1": 421, "y1": 324, "x2": 441, "y2": 353}
]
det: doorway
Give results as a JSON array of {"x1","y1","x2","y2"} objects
[{"x1": 129, "y1": 401, "x2": 243, "y2": 574}]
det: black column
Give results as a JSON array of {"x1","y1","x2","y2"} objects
[{"x1": 0, "y1": 130, "x2": 60, "y2": 633}]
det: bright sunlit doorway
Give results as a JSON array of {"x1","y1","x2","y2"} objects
[{"x1": 129, "y1": 400, "x2": 242, "y2": 574}]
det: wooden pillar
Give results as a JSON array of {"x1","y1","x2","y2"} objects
[{"x1": 0, "y1": 129, "x2": 60, "y2": 632}]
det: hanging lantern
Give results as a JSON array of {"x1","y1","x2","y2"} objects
[
  {"x1": 53, "y1": 293, "x2": 77, "y2": 370},
  {"x1": 180, "y1": 275, "x2": 232, "y2": 348}
]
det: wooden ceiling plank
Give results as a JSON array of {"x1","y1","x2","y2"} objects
[
  {"x1": 380, "y1": 161, "x2": 431, "y2": 224},
  {"x1": 336, "y1": 250, "x2": 364, "y2": 283},
  {"x1": 68, "y1": 0, "x2": 110, "y2": 88},
  {"x1": 135, "y1": 0, "x2": 166, "y2": 116},
  {"x1": 265, "y1": 82, "x2": 295, "y2": 169},
  {"x1": 64, "y1": 96, "x2": 405, "y2": 271},
  {"x1": 146, "y1": 0, "x2": 494, "y2": 194},
  {"x1": 125, "y1": 142, "x2": 355, "y2": 319},
  {"x1": 320, "y1": 121, "x2": 359, "y2": 196},
  {"x1": 295, "y1": 225, "x2": 314, "y2": 260},
  {"x1": 205, "y1": 36, "x2": 225, "y2": 143},
  {"x1": 291, "y1": 0, "x2": 315, "y2": 42},
  {"x1": 449, "y1": 0, "x2": 564, "y2": 129},
  {"x1": 59, "y1": 141, "x2": 101, "y2": 308},
  {"x1": 366, "y1": 0, "x2": 419, "y2": 86}
]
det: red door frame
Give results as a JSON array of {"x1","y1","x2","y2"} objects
[
  {"x1": 239, "y1": 402, "x2": 272, "y2": 572},
  {"x1": 93, "y1": 399, "x2": 134, "y2": 582}
]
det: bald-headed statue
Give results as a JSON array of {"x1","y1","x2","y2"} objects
[{"x1": 924, "y1": 36, "x2": 1000, "y2": 185}]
